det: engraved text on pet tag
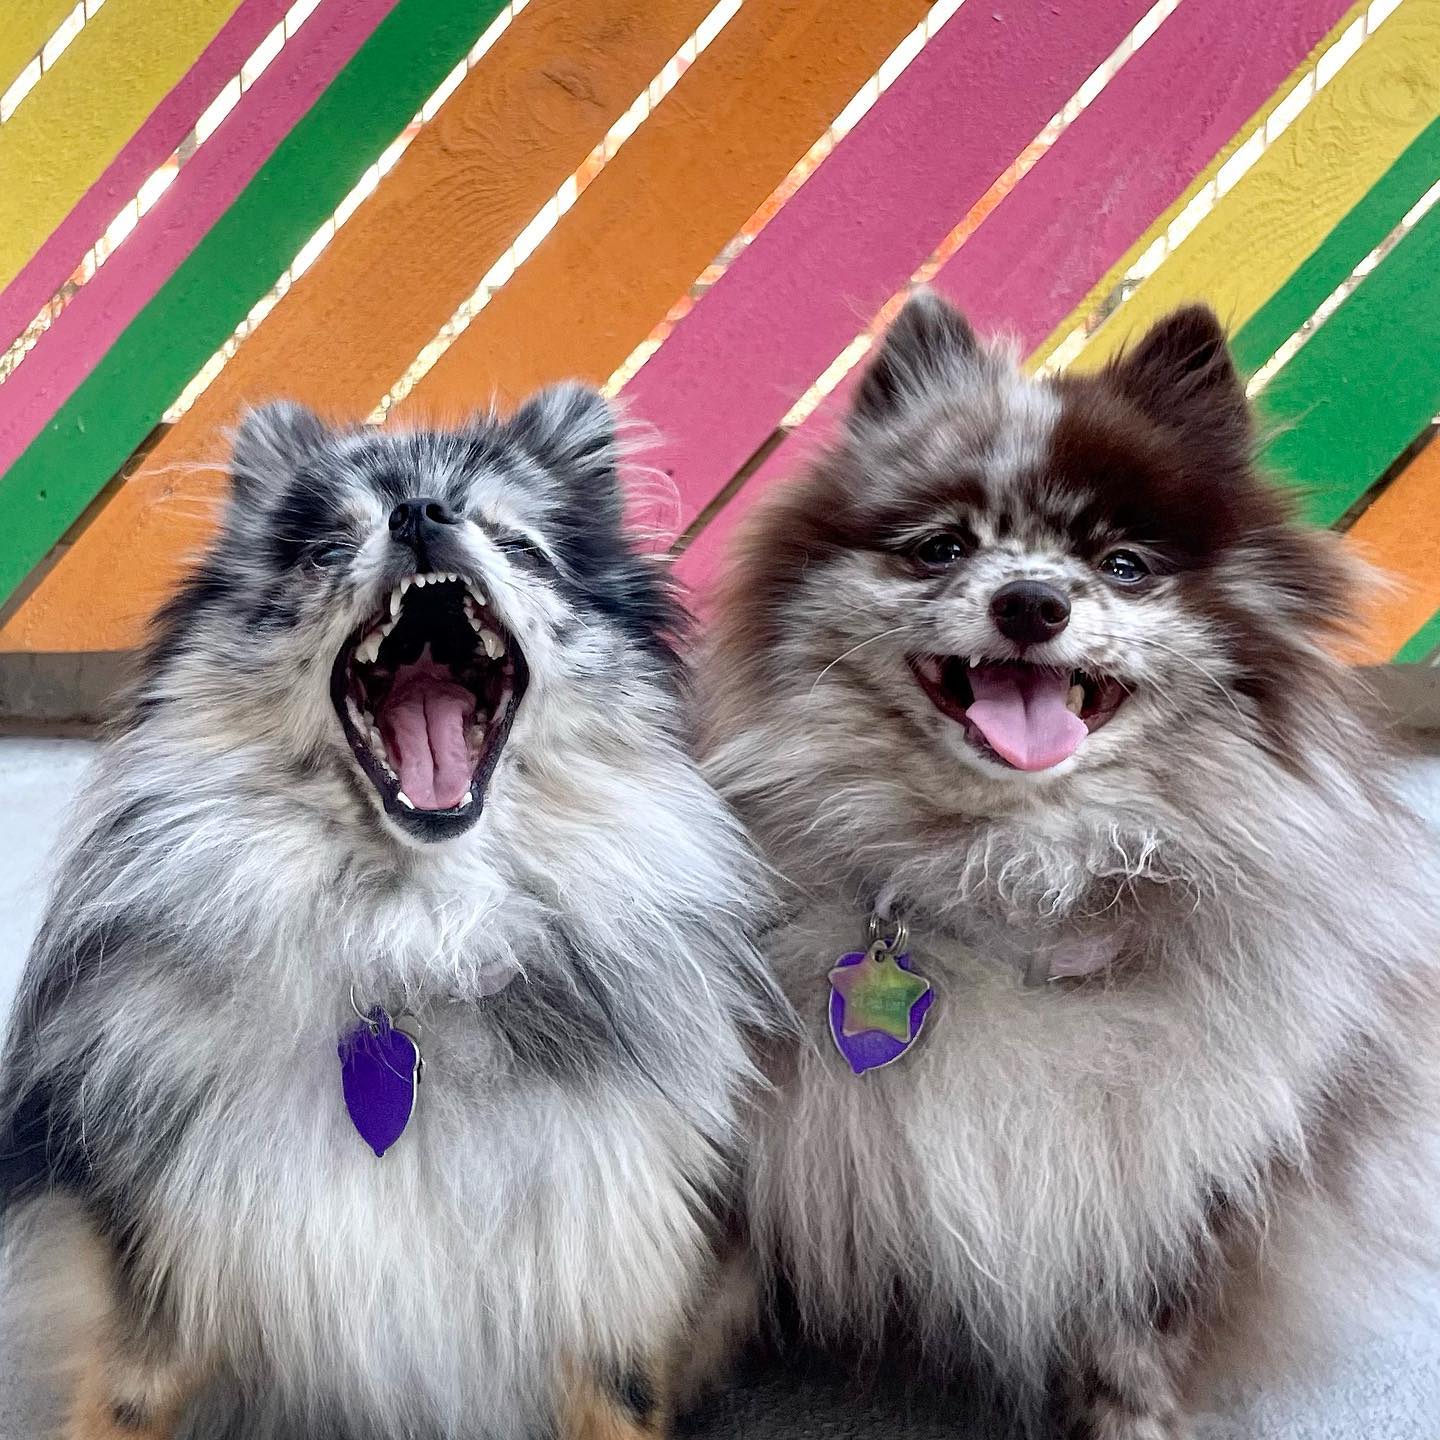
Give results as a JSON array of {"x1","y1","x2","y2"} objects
[
  {"x1": 828, "y1": 920, "x2": 933, "y2": 1076},
  {"x1": 339, "y1": 1006, "x2": 421, "y2": 1157}
]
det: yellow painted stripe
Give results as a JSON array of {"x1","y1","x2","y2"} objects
[
  {"x1": 1034, "y1": 0, "x2": 1440, "y2": 371},
  {"x1": 0, "y1": 0, "x2": 77, "y2": 93},
  {"x1": 0, "y1": 0, "x2": 245, "y2": 287}
]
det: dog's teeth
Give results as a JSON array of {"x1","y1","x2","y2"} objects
[
  {"x1": 389, "y1": 587, "x2": 403, "y2": 618},
  {"x1": 459, "y1": 790, "x2": 473, "y2": 808},
  {"x1": 397, "y1": 790, "x2": 415, "y2": 809},
  {"x1": 1066, "y1": 684, "x2": 1085, "y2": 716},
  {"x1": 969, "y1": 656, "x2": 983, "y2": 669},
  {"x1": 480, "y1": 628, "x2": 504, "y2": 660},
  {"x1": 466, "y1": 583, "x2": 487, "y2": 607},
  {"x1": 400, "y1": 576, "x2": 416, "y2": 596}
]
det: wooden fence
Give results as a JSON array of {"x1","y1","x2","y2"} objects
[{"x1": 0, "y1": 0, "x2": 1437, "y2": 666}]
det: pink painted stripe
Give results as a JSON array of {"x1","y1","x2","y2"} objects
[
  {"x1": 676, "y1": 0, "x2": 1353, "y2": 598},
  {"x1": 620, "y1": 0, "x2": 1151, "y2": 545},
  {"x1": 0, "y1": 0, "x2": 398, "y2": 475},
  {"x1": 0, "y1": 0, "x2": 292, "y2": 356}
]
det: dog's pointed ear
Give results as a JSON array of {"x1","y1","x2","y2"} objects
[
  {"x1": 509, "y1": 381, "x2": 622, "y2": 524},
  {"x1": 1108, "y1": 305, "x2": 1250, "y2": 447},
  {"x1": 852, "y1": 289, "x2": 981, "y2": 426},
  {"x1": 230, "y1": 401, "x2": 330, "y2": 505}
]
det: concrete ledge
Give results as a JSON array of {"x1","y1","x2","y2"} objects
[{"x1": 0, "y1": 651, "x2": 1436, "y2": 738}]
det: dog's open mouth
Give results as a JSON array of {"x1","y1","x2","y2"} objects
[
  {"x1": 908, "y1": 656, "x2": 1128, "y2": 772},
  {"x1": 330, "y1": 571, "x2": 528, "y2": 831}
]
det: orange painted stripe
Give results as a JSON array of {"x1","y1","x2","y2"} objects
[
  {"x1": 1, "y1": 0, "x2": 715, "y2": 653},
  {"x1": 1345, "y1": 439, "x2": 1440, "y2": 663},
  {"x1": 395, "y1": 0, "x2": 933, "y2": 417}
]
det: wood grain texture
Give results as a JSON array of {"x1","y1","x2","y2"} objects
[
  {"x1": 0, "y1": 0, "x2": 505, "y2": 648},
  {"x1": 0, "y1": 0, "x2": 293, "y2": 355},
  {"x1": 0, "y1": 0, "x2": 715, "y2": 652},
  {"x1": 0, "y1": 0, "x2": 398, "y2": 479},
  {"x1": 1231, "y1": 113, "x2": 1440, "y2": 374},
  {"x1": 1061, "y1": 0, "x2": 1440, "y2": 372},
  {"x1": 616, "y1": 0, "x2": 1151, "y2": 553},
  {"x1": 1345, "y1": 438, "x2": 1440, "y2": 662},
  {"x1": 677, "y1": 0, "x2": 1356, "y2": 596},
  {"x1": 1258, "y1": 192, "x2": 1440, "y2": 527},
  {"x1": 0, "y1": 0, "x2": 246, "y2": 287},
  {"x1": 396, "y1": 0, "x2": 932, "y2": 418},
  {"x1": 0, "y1": 0, "x2": 76, "y2": 92}
]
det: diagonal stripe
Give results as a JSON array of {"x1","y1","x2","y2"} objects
[
  {"x1": 0, "y1": 0, "x2": 506, "y2": 642},
  {"x1": 1258, "y1": 194, "x2": 1440, "y2": 527},
  {"x1": 677, "y1": 0, "x2": 1357, "y2": 596},
  {"x1": 0, "y1": 0, "x2": 248, "y2": 287},
  {"x1": 1395, "y1": 610, "x2": 1440, "y2": 664},
  {"x1": 1345, "y1": 437, "x2": 1440, "y2": 662},
  {"x1": 0, "y1": 0, "x2": 723, "y2": 652},
  {"x1": 395, "y1": 0, "x2": 932, "y2": 419},
  {"x1": 0, "y1": 0, "x2": 292, "y2": 356},
  {"x1": 0, "y1": 0, "x2": 77, "y2": 94},
  {"x1": 1232, "y1": 113, "x2": 1440, "y2": 374},
  {"x1": 1056, "y1": 0, "x2": 1440, "y2": 372},
  {"x1": 616, "y1": 0, "x2": 1152, "y2": 554},
  {"x1": 0, "y1": 0, "x2": 398, "y2": 480}
]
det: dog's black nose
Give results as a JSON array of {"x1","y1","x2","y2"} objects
[
  {"x1": 389, "y1": 497, "x2": 460, "y2": 556},
  {"x1": 989, "y1": 579, "x2": 1071, "y2": 645}
]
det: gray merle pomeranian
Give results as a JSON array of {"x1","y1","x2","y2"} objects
[
  {"x1": 0, "y1": 386, "x2": 776, "y2": 1440},
  {"x1": 699, "y1": 292, "x2": 1440, "y2": 1437}
]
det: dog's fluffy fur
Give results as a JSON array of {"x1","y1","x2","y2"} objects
[
  {"x1": 701, "y1": 293, "x2": 1440, "y2": 1436},
  {"x1": 1, "y1": 388, "x2": 776, "y2": 1439}
]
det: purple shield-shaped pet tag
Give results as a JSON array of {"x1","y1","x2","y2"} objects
[
  {"x1": 339, "y1": 1007, "x2": 420, "y2": 1156},
  {"x1": 828, "y1": 935, "x2": 933, "y2": 1077}
]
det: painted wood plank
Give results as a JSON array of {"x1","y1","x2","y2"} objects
[
  {"x1": 1059, "y1": 0, "x2": 1440, "y2": 372},
  {"x1": 612, "y1": 0, "x2": 1151, "y2": 558},
  {"x1": 0, "y1": 0, "x2": 292, "y2": 356},
  {"x1": 1232, "y1": 114, "x2": 1440, "y2": 374},
  {"x1": 677, "y1": 0, "x2": 1357, "y2": 596},
  {"x1": 1345, "y1": 437, "x2": 1440, "y2": 663},
  {"x1": 0, "y1": 0, "x2": 506, "y2": 643},
  {"x1": 1395, "y1": 611, "x2": 1440, "y2": 664},
  {"x1": 397, "y1": 0, "x2": 932, "y2": 418},
  {"x1": 0, "y1": 0, "x2": 76, "y2": 92},
  {"x1": 1258, "y1": 194, "x2": 1440, "y2": 528},
  {"x1": 0, "y1": 0, "x2": 247, "y2": 287},
  {"x1": 0, "y1": 0, "x2": 399, "y2": 480},
  {"x1": 0, "y1": 0, "x2": 722, "y2": 652}
]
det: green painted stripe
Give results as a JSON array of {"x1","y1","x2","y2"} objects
[
  {"x1": 1256, "y1": 193, "x2": 1440, "y2": 529},
  {"x1": 0, "y1": 0, "x2": 506, "y2": 608},
  {"x1": 1395, "y1": 610, "x2": 1440, "y2": 665},
  {"x1": 1233, "y1": 116, "x2": 1440, "y2": 376}
]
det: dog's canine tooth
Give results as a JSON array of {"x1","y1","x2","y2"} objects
[
  {"x1": 396, "y1": 790, "x2": 415, "y2": 809},
  {"x1": 481, "y1": 629, "x2": 505, "y2": 660},
  {"x1": 1066, "y1": 684, "x2": 1084, "y2": 716},
  {"x1": 389, "y1": 587, "x2": 403, "y2": 618}
]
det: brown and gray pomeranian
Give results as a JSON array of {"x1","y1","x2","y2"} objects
[{"x1": 698, "y1": 291, "x2": 1440, "y2": 1437}]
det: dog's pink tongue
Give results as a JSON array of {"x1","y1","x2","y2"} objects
[
  {"x1": 377, "y1": 649, "x2": 476, "y2": 810},
  {"x1": 965, "y1": 664, "x2": 1087, "y2": 772}
]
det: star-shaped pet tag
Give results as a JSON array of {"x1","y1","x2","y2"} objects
[{"x1": 827, "y1": 940, "x2": 933, "y2": 1075}]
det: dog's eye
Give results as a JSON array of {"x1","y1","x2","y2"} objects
[
  {"x1": 308, "y1": 542, "x2": 351, "y2": 570},
  {"x1": 911, "y1": 533, "x2": 969, "y2": 570},
  {"x1": 1098, "y1": 549, "x2": 1150, "y2": 585}
]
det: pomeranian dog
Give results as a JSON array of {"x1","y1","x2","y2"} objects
[
  {"x1": 700, "y1": 292, "x2": 1440, "y2": 1436},
  {"x1": 0, "y1": 387, "x2": 777, "y2": 1439}
]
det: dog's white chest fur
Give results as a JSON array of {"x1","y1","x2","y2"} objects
[{"x1": 749, "y1": 903, "x2": 1345, "y2": 1370}]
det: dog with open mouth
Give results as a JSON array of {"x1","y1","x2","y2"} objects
[
  {"x1": 0, "y1": 387, "x2": 778, "y2": 1439},
  {"x1": 699, "y1": 293, "x2": 1440, "y2": 1436}
]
